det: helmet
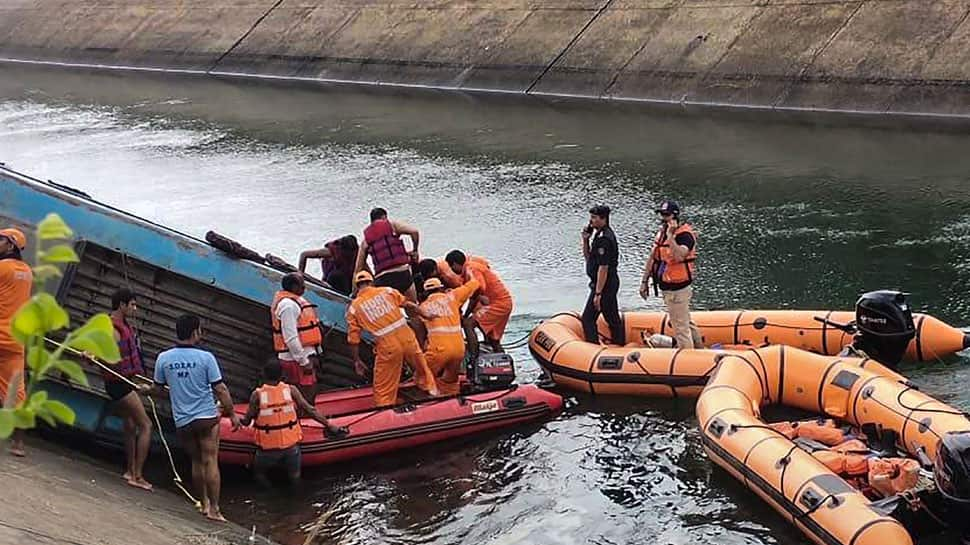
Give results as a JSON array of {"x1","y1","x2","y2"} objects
[
  {"x1": 354, "y1": 270, "x2": 374, "y2": 284},
  {"x1": 423, "y1": 277, "x2": 444, "y2": 292},
  {"x1": 0, "y1": 228, "x2": 27, "y2": 251}
]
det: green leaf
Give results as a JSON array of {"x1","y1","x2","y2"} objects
[
  {"x1": 66, "y1": 314, "x2": 120, "y2": 363},
  {"x1": 43, "y1": 400, "x2": 75, "y2": 426},
  {"x1": 35, "y1": 409, "x2": 56, "y2": 427},
  {"x1": 39, "y1": 244, "x2": 79, "y2": 264},
  {"x1": 27, "y1": 348, "x2": 50, "y2": 372},
  {"x1": 53, "y1": 359, "x2": 88, "y2": 386},
  {"x1": 32, "y1": 265, "x2": 63, "y2": 283},
  {"x1": 28, "y1": 390, "x2": 48, "y2": 409},
  {"x1": 37, "y1": 213, "x2": 73, "y2": 241},
  {"x1": 11, "y1": 293, "x2": 70, "y2": 342},
  {"x1": 0, "y1": 410, "x2": 13, "y2": 439},
  {"x1": 12, "y1": 408, "x2": 35, "y2": 429}
]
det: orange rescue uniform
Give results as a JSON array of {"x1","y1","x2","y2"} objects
[
  {"x1": 0, "y1": 258, "x2": 32, "y2": 405},
  {"x1": 346, "y1": 285, "x2": 437, "y2": 406},
  {"x1": 419, "y1": 279, "x2": 479, "y2": 395},
  {"x1": 436, "y1": 256, "x2": 487, "y2": 289},
  {"x1": 464, "y1": 258, "x2": 513, "y2": 342}
]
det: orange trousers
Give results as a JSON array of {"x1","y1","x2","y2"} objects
[
  {"x1": 0, "y1": 349, "x2": 26, "y2": 406},
  {"x1": 473, "y1": 296, "x2": 513, "y2": 342},
  {"x1": 425, "y1": 336, "x2": 465, "y2": 396},
  {"x1": 373, "y1": 329, "x2": 437, "y2": 406}
]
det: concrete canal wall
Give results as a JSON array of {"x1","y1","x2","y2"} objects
[{"x1": 3, "y1": 0, "x2": 970, "y2": 118}]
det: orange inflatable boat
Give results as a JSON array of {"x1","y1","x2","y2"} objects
[
  {"x1": 529, "y1": 313, "x2": 905, "y2": 397},
  {"x1": 697, "y1": 345, "x2": 970, "y2": 545}
]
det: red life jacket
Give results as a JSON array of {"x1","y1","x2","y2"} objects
[
  {"x1": 108, "y1": 316, "x2": 144, "y2": 380},
  {"x1": 363, "y1": 219, "x2": 409, "y2": 275}
]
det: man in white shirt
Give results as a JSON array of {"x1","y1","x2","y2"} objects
[{"x1": 271, "y1": 273, "x2": 324, "y2": 401}]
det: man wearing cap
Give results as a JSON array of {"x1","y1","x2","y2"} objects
[
  {"x1": 640, "y1": 200, "x2": 701, "y2": 349},
  {"x1": 419, "y1": 276, "x2": 480, "y2": 395},
  {"x1": 581, "y1": 205, "x2": 625, "y2": 345},
  {"x1": 0, "y1": 227, "x2": 33, "y2": 456},
  {"x1": 347, "y1": 270, "x2": 438, "y2": 405}
]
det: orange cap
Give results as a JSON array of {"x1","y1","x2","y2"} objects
[
  {"x1": 423, "y1": 277, "x2": 444, "y2": 292},
  {"x1": 0, "y1": 228, "x2": 26, "y2": 251},
  {"x1": 354, "y1": 270, "x2": 374, "y2": 284}
]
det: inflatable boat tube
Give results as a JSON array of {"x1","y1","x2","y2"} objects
[
  {"x1": 619, "y1": 310, "x2": 967, "y2": 362},
  {"x1": 529, "y1": 313, "x2": 903, "y2": 396},
  {"x1": 696, "y1": 345, "x2": 970, "y2": 545},
  {"x1": 219, "y1": 383, "x2": 563, "y2": 467}
]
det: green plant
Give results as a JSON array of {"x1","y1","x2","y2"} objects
[{"x1": 0, "y1": 213, "x2": 121, "y2": 438}]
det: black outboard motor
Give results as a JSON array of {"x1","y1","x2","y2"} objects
[
  {"x1": 466, "y1": 352, "x2": 516, "y2": 392},
  {"x1": 934, "y1": 431, "x2": 970, "y2": 539},
  {"x1": 852, "y1": 290, "x2": 916, "y2": 369}
]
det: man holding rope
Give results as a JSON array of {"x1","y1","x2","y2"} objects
[{"x1": 105, "y1": 288, "x2": 153, "y2": 491}]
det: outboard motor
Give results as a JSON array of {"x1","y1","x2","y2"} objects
[
  {"x1": 466, "y1": 352, "x2": 516, "y2": 392},
  {"x1": 852, "y1": 290, "x2": 916, "y2": 369},
  {"x1": 934, "y1": 431, "x2": 970, "y2": 538}
]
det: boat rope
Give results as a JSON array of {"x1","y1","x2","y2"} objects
[
  {"x1": 44, "y1": 337, "x2": 201, "y2": 509},
  {"x1": 895, "y1": 385, "x2": 970, "y2": 418}
]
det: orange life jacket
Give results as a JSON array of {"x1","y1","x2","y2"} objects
[
  {"x1": 271, "y1": 291, "x2": 323, "y2": 354},
  {"x1": 652, "y1": 224, "x2": 697, "y2": 285},
  {"x1": 868, "y1": 458, "x2": 920, "y2": 497},
  {"x1": 253, "y1": 382, "x2": 302, "y2": 450}
]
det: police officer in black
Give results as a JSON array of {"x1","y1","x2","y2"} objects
[{"x1": 581, "y1": 205, "x2": 624, "y2": 345}]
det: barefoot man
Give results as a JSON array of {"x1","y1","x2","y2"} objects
[{"x1": 150, "y1": 314, "x2": 241, "y2": 521}]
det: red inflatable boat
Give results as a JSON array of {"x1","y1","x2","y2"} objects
[{"x1": 218, "y1": 383, "x2": 563, "y2": 467}]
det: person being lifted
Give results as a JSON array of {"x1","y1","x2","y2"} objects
[
  {"x1": 355, "y1": 208, "x2": 421, "y2": 301},
  {"x1": 240, "y1": 361, "x2": 347, "y2": 487},
  {"x1": 347, "y1": 271, "x2": 438, "y2": 405},
  {"x1": 419, "y1": 276, "x2": 480, "y2": 395},
  {"x1": 271, "y1": 273, "x2": 324, "y2": 401},
  {"x1": 640, "y1": 200, "x2": 701, "y2": 349},
  {"x1": 445, "y1": 250, "x2": 513, "y2": 352},
  {"x1": 581, "y1": 205, "x2": 625, "y2": 345},
  {"x1": 298, "y1": 234, "x2": 360, "y2": 296}
]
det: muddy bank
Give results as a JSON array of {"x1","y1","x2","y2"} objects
[
  {"x1": 2, "y1": 1, "x2": 970, "y2": 120},
  {"x1": 0, "y1": 438, "x2": 275, "y2": 545}
]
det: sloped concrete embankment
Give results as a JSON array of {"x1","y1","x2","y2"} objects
[{"x1": 2, "y1": 0, "x2": 970, "y2": 117}]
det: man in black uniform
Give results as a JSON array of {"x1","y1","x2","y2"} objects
[{"x1": 581, "y1": 205, "x2": 624, "y2": 345}]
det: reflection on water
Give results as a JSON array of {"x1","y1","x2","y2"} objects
[{"x1": 0, "y1": 65, "x2": 967, "y2": 544}]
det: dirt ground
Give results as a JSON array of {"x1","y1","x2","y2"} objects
[{"x1": 0, "y1": 437, "x2": 276, "y2": 545}]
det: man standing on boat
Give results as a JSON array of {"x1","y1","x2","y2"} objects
[
  {"x1": 239, "y1": 361, "x2": 347, "y2": 487},
  {"x1": 0, "y1": 227, "x2": 32, "y2": 457},
  {"x1": 347, "y1": 271, "x2": 438, "y2": 405},
  {"x1": 151, "y1": 314, "x2": 240, "y2": 522},
  {"x1": 419, "y1": 277, "x2": 480, "y2": 395},
  {"x1": 106, "y1": 288, "x2": 154, "y2": 491},
  {"x1": 445, "y1": 250, "x2": 513, "y2": 353},
  {"x1": 271, "y1": 273, "x2": 324, "y2": 401},
  {"x1": 581, "y1": 206, "x2": 625, "y2": 345},
  {"x1": 355, "y1": 208, "x2": 421, "y2": 301},
  {"x1": 640, "y1": 200, "x2": 701, "y2": 349}
]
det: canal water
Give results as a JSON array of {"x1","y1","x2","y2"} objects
[{"x1": 1, "y1": 65, "x2": 968, "y2": 545}]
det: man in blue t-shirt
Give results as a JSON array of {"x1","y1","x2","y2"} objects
[{"x1": 151, "y1": 314, "x2": 240, "y2": 523}]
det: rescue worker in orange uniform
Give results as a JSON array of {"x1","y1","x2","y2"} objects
[
  {"x1": 418, "y1": 277, "x2": 480, "y2": 395},
  {"x1": 271, "y1": 273, "x2": 324, "y2": 402},
  {"x1": 640, "y1": 200, "x2": 702, "y2": 349},
  {"x1": 240, "y1": 361, "x2": 347, "y2": 486},
  {"x1": 347, "y1": 271, "x2": 439, "y2": 406},
  {"x1": 0, "y1": 227, "x2": 32, "y2": 457},
  {"x1": 445, "y1": 250, "x2": 513, "y2": 352}
]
